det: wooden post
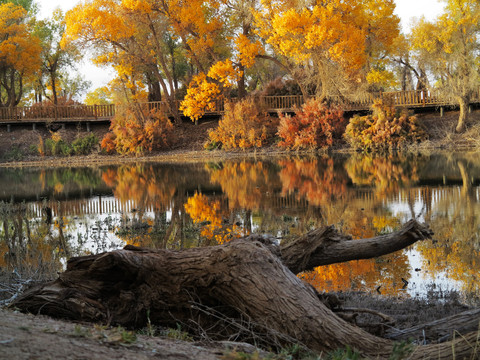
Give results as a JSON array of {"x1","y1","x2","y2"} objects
[
  {"x1": 7, "y1": 124, "x2": 11, "y2": 133},
  {"x1": 32, "y1": 123, "x2": 36, "y2": 130},
  {"x1": 440, "y1": 107, "x2": 444, "y2": 117},
  {"x1": 86, "y1": 122, "x2": 91, "y2": 132}
]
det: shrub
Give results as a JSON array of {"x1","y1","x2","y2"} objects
[
  {"x1": 206, "y1": 98, "x2": 277, "y2": 150},
  {"x1": 261, "y1": 77, "x2": 303, "y2": 96},
  {"x1": 41, "y1": 132, "x2": 99, "y2": 157},
  {"x1": 344, "y1": 99, "x2": 428, "y2": 151},
  {"x1": 44, "y1": 132, "x2": 72, "y2": 156},
  {"x1": 277, "y1": 99, "x2": 346, "y2": 150},
  {"x1": 72, "y1": 133, "x2": 98, "y2": 155},
  {"x1": 101, "y1": 105, "x2": 174, "y2": 155}
]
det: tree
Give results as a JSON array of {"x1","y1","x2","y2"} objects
[
  {"x1": 84, "y1": 86, "x2": 113, "y2": 105},
  {"x1": 12, "y1": 220, "x2": 480, "y2": 358},
  {"x1": 253, "y1": 0, "x2": 401, "y2": 100},
  {"x1": 0, "y1": 0, "x2": 36, "y2": 13},
  {"x1": 0, "y1": 3, "x2": 41, "y2": 107},
  {"x1": 33, "y1": 9, "x2": 82, "y2": 105},
  {"x1": 62, "y1": 0, "x2": 189, "y2": 123},
  {"x1": 410, "y1": 0, "x2": 480, "y2": 133}
]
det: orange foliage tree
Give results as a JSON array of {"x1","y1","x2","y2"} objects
[
  {"x1": 344, "y1": 99, "x2": 428, "y2": 151},
  {"x1": 206, "y1": 98, "x2": 278, "y2": 150},
  {"x1": 277, "y1": 99, "x2": 346, "y2": 150},
  {"x1": 410, "y1": 0, "x2": 480, "y2": 133},
  {"x1": 62, "y1": 0, "x2": 194, "y2": 122},
  {"x1": 0, "y1": 3, "x2": 42, "y2": 107},
  {"x1": 101, "y1": 105, "x2": 174, "y2": 155},
  {"x1": 253, "y1": 0, "x2": 400, "y2": 99}
]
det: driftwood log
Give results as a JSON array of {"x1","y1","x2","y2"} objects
[{"x1": 11, "y1": 220, "x2": 480, "y2": 358}]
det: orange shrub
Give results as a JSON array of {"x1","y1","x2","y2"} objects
[
  {"x1": 277, "y1": 99, "x2": 346, "y2": 150},
  {"x1": 101, "y1": 105, "x2": 174, "y2": 155},
  {"x1": 344, "y1": 99, "x2": 428, "y2": 151},
  {"x1": 206, "y1": 98, "x2": 277, "y2": 150}
]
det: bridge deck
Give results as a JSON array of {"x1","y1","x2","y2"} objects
[{"x1": 0, "y1": 89, "x2": 474, "y2": 124}]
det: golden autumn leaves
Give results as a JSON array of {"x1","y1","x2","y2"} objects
[
  {"x1": 181, "y1": 0, "x2": 401, "y2": 119},
  {"x1": 58, "y1": 0, "x2": 401, "y2": 121},
  {"x1": 0, "y1": 3, "x2": 42, "y2": 107}
]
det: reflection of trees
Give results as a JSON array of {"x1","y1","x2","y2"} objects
[
  {"x1": 184, "y1": 192, "x2": 246, "y2": 245},
  {"x1": 102, "y1": 165, "x2": 177, "y2": 208},
  {"x1": 0, "y1": 202, "x2": 67, "y2": 283},
  {"x1": 279, "y1": 157, "x2": 348, "y2": 206},
  {"x1": 345, "y1": 154, "x2": 421, "y2": 199},
  {"x1": 207, "y1": 161, "x2": 277, "y2": 210},
  {"x1": 418, "y1": 159, "x2": 480, "y2": 298},
  {"x1": 301, "y1": 251, "x2": 410, "y2": 297},
  {"x1": 101, "y1": 164, "x2": 189, "y2": 249}
]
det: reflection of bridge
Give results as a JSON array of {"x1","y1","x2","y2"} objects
[
  {"x1": 1, "y1": 89, "x2": 474, "y2": 126},
  {"x1": 25, "y1": 186, "x2": 479, "y2": 218}
]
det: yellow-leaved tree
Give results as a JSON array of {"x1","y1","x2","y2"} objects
[
  {"x1": 0, "y1": 2, "x2": 42, "y2": 107},
  {"x1": 410, "y1": 0, "x2": 480, "y2": 133},
  {"x1": 253, "y1": 0, "x2": 400, "y2": 100}
]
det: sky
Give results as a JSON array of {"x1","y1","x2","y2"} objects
[{"x1": 36, "y1": 0, "x2": 447, "y2": 94}]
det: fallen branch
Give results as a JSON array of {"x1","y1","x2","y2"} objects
[{"x1": 12, "y1": 219, "x2": 478, "y2": 358}]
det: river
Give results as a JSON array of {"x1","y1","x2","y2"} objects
[{"x1": 1, "y1": 151, "x2": 479, "y2": 304}]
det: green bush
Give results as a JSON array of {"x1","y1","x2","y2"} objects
[
  {"x1": 43, "y1": 133, "x2": 99, "y2": 156},
  {"x1": 344, "y1": 99, "x2": 428, "y2": 151},
  {"x1": 72, "y1": 133, "x2": 98, "y2": 155},
  {"x1": 45, "y1": 138, "x2": 72, "y2": 156}
]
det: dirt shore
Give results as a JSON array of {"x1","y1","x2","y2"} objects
[
  {"x1": 1, "y1": 109, "x2": 480, "y2": 167},
  {"x1": 0, "y1": 308, "x2": 232, "y2": 360},
  {"x1": 0, "y1": 290, "x2": 473, "y2": 360}
]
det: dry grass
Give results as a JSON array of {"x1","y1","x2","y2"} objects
[{"x1": 416, "y1": 108, "x2": 480, "y2": 150}]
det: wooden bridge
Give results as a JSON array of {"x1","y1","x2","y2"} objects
[{"x1": 0, "y1": 89, "x2": 471, "y2": 126}]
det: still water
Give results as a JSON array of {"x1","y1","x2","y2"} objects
[{"x1": 1, "y1": 152, "x2": 480, "y2": 304}]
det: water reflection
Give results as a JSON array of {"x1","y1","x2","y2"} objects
[{"x1": 1, "y1": 152, "x2": 480, "y2": 303}]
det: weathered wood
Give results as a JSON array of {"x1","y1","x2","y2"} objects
[
  {"x1": 280, "y1": 219, "x2": 433, "y2": 274},
  {"x1": 386, "y1": 308, "x2": 480, "y2": 343},
  {"x1": 11, "y1": 220, "x2": 480, "y2": 358},
  {"x1": 11, "y1": 239, "x2": 394, "y2": 356}
]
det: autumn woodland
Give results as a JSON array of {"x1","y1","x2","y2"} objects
[
  {"x1": 1, "y1": 0, "x2": 480, "y2": 155},
  {"x1": 4, "y1": 0, "x2": 480, "y2": 359}
]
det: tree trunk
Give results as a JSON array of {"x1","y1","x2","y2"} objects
[
  {"x1": 456, "y1": 95, "x2": 469, "y2": 133},
  {"x1": 10, "y1": 220, "x2": 480, "y2": 358}
]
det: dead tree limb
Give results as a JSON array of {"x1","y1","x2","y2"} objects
[
  {"x1": 279, "y1": 219, "x2": 433, "y2": 274},
  {"x1": 12, "y1": 219, "x2": 479, "y2": 358},
  {"x1": 386, "y1": 308, "x2": 480, "y2": 343}
]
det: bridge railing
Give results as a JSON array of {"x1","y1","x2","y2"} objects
[
  {"x1": 0, "y1": 104, "x2": 115, "y2": 122},
  {"x1": 0, "y1": 90, "x2": 468, "y2": 123}
]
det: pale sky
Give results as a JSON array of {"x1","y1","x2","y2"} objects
[{"x1": 36, "y1": 0, "x2": 447, "y2": 93}]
